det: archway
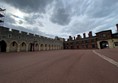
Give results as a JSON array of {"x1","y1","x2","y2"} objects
[
  {"x1": 10, "y1": 41, "x2": 18, "y2": 52},
  {"x1": 45, "y1": 44, "x2": 47, "y2": 51},
  {"x1": 20, "y1": 42, "x2": 26, "y2": 52},
  {"x1": 34, "y1": 43, "x2": 39, "y2": 51},
  {"x1": 100, "y1": 41, "x2": 109, "y2": 49},
  {"x1": 40, "y1": 44, "x2": 44, "y2": 51},
  {"x1": 0, "y1": 40, "x2": 7, "y2": 52},
  {"x1": 28, "y1": 43, "x2": 34, "y2": 51}
]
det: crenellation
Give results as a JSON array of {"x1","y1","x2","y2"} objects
[
  {"x1": 21, "y1": 31, "x2": 28, "y2": 35},
  {"x1": 11, "y1": 29, "x2": 19, "y2": 34},
  {"x1": 0, "y1": 26, "x2": 9, "y2": 32},
  {"x1": 29, "y1": 33, "x2": 34, "y2": 36}
]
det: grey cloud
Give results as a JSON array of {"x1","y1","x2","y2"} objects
[
  {"x1": 50, "y1": 8, "x2": 71, "y2": 25},
  {"x1": 24, "y1": 14, "x2": 44, "y2": 27},
  {"x1": 50, "y1": 0, "x2": 72, "y2": 25},
  {"x1": 86, "y1": 0, "x2": 118, "y2": 18},
  {"x1": 1, "y1": 0, "x2": 54, "y2": 13},
  {"x1": 1, "y1": 0, "x2": 118, "y2": 38}
]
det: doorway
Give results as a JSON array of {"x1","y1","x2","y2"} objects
[
  {"x1": 0, "y1": 40, "x2": 7, "y2": 52},
  {"x1": 100, "y1": 41, "x2": 109, "y2": 49}
]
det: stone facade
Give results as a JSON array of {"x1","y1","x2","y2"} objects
[
  {"x1": 64, "y1": 24, "x2": 118, "y2": 49},
  {"x1": 0, "y1": 26, "x2": 64, "y2": 52},
  {"x1": 96, "y1": 30, "x2": 118, "y2": 49},
  {"x1": 64, "y1": 32, "x2": 98, "y2": 49}
]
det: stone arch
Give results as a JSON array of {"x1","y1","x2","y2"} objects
[
  {"x1": 28, "y1": 43, "x2": 34, "y2": 51},
  {"x1": 0, "y1": 40, "x2": 7, "y2": 52},
  {"x1": 10, "y1": 41, "x2": 18, "y2": 52},
  {"x1": 100, "y1": 41, "x2": 109, "y2": 49},
  {"x1": 20, "y1": 42, "x2": 27, "y2": 52},
  {"x1": 34, "y1": 43, "x2": 39, "y2": 51},
  {"x1": 40, "y1": 44, "x2": 44, "y2": 51},
  {"x1": 45, "y1": 44, "x2": 47, "y2": 51}
]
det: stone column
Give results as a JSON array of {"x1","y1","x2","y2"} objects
[
  {"x1": 6, "y1": 43, "x2": 10, "y2": 52},
  {"x1": 17, "y1": 44, "x2": 20, "y2": 52},
  {"x1": 6, "y1": 46, "x2": 10, "y2": 52}
]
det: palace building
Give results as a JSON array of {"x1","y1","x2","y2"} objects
[{"x1": 64, "y1": 24, "x2": 118, "y2": 49}]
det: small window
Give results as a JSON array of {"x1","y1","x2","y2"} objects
[
  {"x1": 8, "y1": 34, "x2": 12, "y2": 38},
  {"x1": 19, "y1": 36, "x2": 21, "y2": 39}
]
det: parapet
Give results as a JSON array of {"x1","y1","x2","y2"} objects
[
  {"x1": 0, "y1": 26, "x2": 9, "y2": 32},
  {"x1": 29, "y1": 33, "x2": 34, "y2": 36},
  {"x1": 21, "y1": 31, "x2": 28, "y2": 35},
  {"x1": 11, "y1": 29, "x2": 19, "y2": 34}
]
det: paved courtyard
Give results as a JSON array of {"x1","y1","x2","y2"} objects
[{"x1": 0, "y1": 49, "x2": 118, "y2": 83}]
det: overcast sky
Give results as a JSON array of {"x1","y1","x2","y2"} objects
[{"x1": 0, "y1": 0, "x2": 118, "y2": 39}]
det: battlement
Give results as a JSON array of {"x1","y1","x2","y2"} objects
[
  {"x1": 0, "y1": 26, "x2": 9, "y2": 31},
  {"x1": 0, "y1": 26, "x2": 63, "y2": 43},
  {"x1": 11, "y1": 29, "x2": 19, "y2": 34},
  {"x1": 21, "y1": 31, "x2": 28, "y2": 35}
]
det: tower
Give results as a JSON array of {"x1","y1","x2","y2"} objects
[{"x1": 0, "y1": 8, "x2": 6, "y2": 26}]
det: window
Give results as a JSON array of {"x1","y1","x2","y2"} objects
[
  {"x1": 19, "y1": 36, "x2": 21, "y2": 39},
  {"x1": 8, "y1": 34, "x2": 12, "y2": 38}
]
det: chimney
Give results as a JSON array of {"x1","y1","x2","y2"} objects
[
  {"x1": 74, "y1": 36, "x2": 75, "y2": 40},
  {"x1": 83, "y1": 33, "x2": 86, "y2": 38},
  {"x1": 69, "y1": 36, "x2": 73, "y2": 40},
  {"x1": 88, "y1": 31, "x2": 92, "y2": 37},
  {"x1": 76, "y1": 35, "x2": 81, "y2": 40},
  {"x1": 116, "y1": 24, "x2": 118, "y2": 32}
]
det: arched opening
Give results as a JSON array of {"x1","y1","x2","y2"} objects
[
  {"x1": 28, "y1": 43, "x2": 34, "y2": 51},
  {"x1": 45, "y1": 44, "x2": 47, "y2": 51},
  {"x1": 20, "y1": 42, "x2": 26, "y2": 52},
  {"x1": 34, "y1": 43, "x2": 39, "y2": 51},
  {"x1": 10, "y1": 41, "x2": 18, "y2": 52},
  {"x1": 100, "y1": 41, "x2": 109, "y2": 49},
  {"x1": 0, "y1": 40, "x2": 7, "y2": 52},
  {"x1": 40, "y1": 44, "x2": 44, "y2": 51}
]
